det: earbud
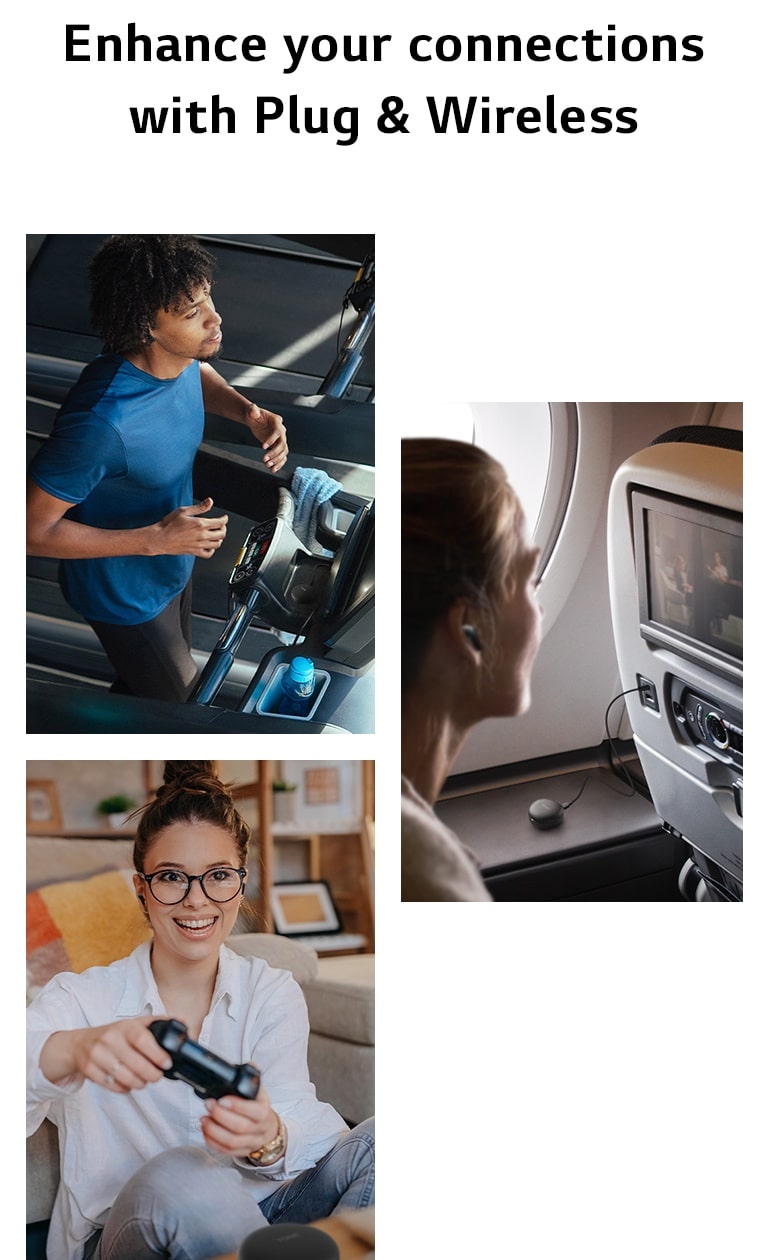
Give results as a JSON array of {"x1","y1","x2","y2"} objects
[
  {"x1": 137, "y1": 894, "x2": 146, "y2": 906},
  {"x1": 463, "y1": 625, "x2": 483, "y2": 651}
]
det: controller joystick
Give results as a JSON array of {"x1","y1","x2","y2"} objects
[{"x1": 149, "y1": 1018, "x2": 261, "y2": 1101}]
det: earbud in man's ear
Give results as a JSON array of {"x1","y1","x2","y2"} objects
[
  {"x1": 463, "y1": 625, "x2": 482, "y2": 651},
  {"x1": 137, "y1": 894, "x2": 146, "y2": 906}
]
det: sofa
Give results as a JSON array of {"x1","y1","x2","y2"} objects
[{"x1": 26, "y1": 836, "x2": 374, "y2": 1229}]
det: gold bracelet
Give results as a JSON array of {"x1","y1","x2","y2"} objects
[{"x1": 248, "y1": 1114, "x2": 286, "y2": 1167}]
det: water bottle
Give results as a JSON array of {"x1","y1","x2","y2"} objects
[{"x1": 277, "y1": 657, "x2": 316, "y2": 717}]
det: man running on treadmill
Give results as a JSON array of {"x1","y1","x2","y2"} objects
[{"x1": 27, "y1": 235, "x2": 288, "y2": 702}]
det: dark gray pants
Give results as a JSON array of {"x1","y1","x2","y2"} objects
[{"x1": 89, "y1": 582, "x2": 199, "y2": 703}]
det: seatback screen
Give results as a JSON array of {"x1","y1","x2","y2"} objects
[{"x1": 638, "y1": 496, "x2": 743, "y2": 667}]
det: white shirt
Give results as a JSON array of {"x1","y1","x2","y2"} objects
[
  {"x1": 27, "y1": 941, "x2": 346, "y2": 1260},
  {"x1": 401, "y1": 775, "x2": 492, "y2": 901}
]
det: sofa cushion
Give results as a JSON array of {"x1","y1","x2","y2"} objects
[
  {"x1": 27, "y1": 869, "x2": 150, "y2": 1001},
  {"x1": 26, "y1": 836, "x2": 135, "y2": 891},
  {"x1": 27, "y1": 1119, "x2": 59, "y2": 1224},
  {"x1": 302, "y1": 955, "x2": 374, "y2": 1045},
  {"x1": 228, "y1": 933, "x2": 319, "y2": 985},
  {"x1": 307, "y1": 1035, "x2": 374, "y2": 1125}
]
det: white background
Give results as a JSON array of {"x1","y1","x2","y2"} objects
[{"x1": 16, "y1": 2, "x2": 762, "y2": 1256}]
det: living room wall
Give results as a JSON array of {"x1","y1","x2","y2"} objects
[
  {"x1": 27, "y1": 761, "x2": 147, "y2": 833},
  {"x1": 27, "y1": 761, "x2": 370, "y2": 837}
]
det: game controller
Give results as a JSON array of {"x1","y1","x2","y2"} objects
[{"x1": 149, "y1": 1018, "x2": 261, "y2": 1100}]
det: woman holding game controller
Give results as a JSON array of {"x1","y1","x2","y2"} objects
[
  {"x1": 27, "y1": 761, "x2": 374, "y2": 1260},
  {"x1": 401, "y1": 438, "x2": 543, "y2": 901}
]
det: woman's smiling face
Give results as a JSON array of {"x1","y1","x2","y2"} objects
[{"x1": 134, "y1": 821, "x2": 245, "y2": 967}]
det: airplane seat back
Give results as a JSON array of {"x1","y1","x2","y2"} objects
[{"x1": 607, "y1": 425, "x2": 743, "y2": 901}]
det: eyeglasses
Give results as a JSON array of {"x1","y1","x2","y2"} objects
[{"x1": 140, "y1": 867, "x2": 246, "y2": 905}]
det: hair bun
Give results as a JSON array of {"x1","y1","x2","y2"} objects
[
  {"x1": 135, "y1": 760, "x2": 250, "y2": 884},
  {"x1": 163, "y1": 760, "x2": 215, "y2": 787},
  {"x1": 161, "y1": 761, "x2": 226, "y2": 800}
]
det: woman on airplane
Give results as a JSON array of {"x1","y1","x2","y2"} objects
[{"x1": 401, "y1": 438, "x2": 542, "y2": 901}]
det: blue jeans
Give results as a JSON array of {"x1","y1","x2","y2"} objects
[{"x1": 86, "y1": 1119, "x2": 374, "y2": 1260}]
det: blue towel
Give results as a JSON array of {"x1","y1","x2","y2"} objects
[{"x1": 291, "y1": 467, "x2": 343, "y2": 555}]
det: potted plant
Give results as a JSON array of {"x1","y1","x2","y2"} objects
[
  {"x1": 271, "y1": 780, "x2": 297, "y2": 825},
  {"x1": 96, "y1": 794, "x2": 137, "y2": 831}
]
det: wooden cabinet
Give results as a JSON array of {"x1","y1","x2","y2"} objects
[
  {"x1": 217, "y1": 761, "x2": 374, "y2": 951},
  {"x1": 270, "y1": 825, "x2": 375, "y2": 951}
]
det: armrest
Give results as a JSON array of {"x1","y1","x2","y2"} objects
[{"x1": 228, "y1": 933, "x2": 318, "y2": 985}]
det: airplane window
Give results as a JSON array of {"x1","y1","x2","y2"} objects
[
  {"x1": 470, "y1": 402, "x2": 551, "y2": 538},
  {"x1": 405, "y1": 401, "x2": 577, "y2": 578},
  {"x1": 407, "y1": 402, "x2": 475, "y2": 443}
]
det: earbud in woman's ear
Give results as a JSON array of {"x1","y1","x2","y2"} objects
[{"x1": 463, "y1": 625, "x2": 482, "y2": 651}]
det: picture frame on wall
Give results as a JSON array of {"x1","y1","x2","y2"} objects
[
  {"x1": 26, "y1": 780, "x2": 62, "y2": 833},
  {"x1": 277, "y1": 762, "x2": 362, "y2": 830}
]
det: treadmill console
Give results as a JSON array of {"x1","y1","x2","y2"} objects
[
  {"x1": 228, "y1": 517, "x2": 331, "y2": 632},
  {"x1": 229, "y1": 519, "x2": 279, "y2": 593}
]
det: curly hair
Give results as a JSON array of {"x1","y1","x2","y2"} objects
[
  {"x1": 133, "y1": 760, "x2": 250, "y2": 872},
  {"x1": 88, "y1": 235, "x2": 216, "y2": 355}
]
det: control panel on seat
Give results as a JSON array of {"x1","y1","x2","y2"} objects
[{"x1": 669, "y1": 676, "x2": 743, "y2": 771}]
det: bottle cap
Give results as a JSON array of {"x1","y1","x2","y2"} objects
[{"x1": 287, "y1": 657, "x2": 315, "y2": 686}]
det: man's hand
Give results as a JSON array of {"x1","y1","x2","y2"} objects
[
  {"x1": 198, "y1": 365, "x2": 288, "y2": 472},
  {"x1": 152, "y1": 498, "x2": 228, "y2": 558},
  {"x1": 26, "y1": 481, "x2": 227, "y2": 562},
  {"x1": 243, "y1": 404, "x2": 288, "y2": 472}
]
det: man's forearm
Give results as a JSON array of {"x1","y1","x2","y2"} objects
[
  {"x1": 200, "y1": 363, "x2": 250, "y2": 424},
  {"x1": 199, "y1": 364, "x2": 287, "y2": 472},
  {"x1": 27, "y1": 517, "x2": 158, "y2": 560}
]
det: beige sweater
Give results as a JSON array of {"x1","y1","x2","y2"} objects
[{"x1": 401, "y1": 775, "x2": 492, "y2": 902}]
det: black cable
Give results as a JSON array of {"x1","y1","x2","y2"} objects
[
  {"x1": 335, "y1": 300, "x2": 347, "y2": 357},
  {"x1": 288, "y1": 606, "x2": 317, "y2": 646},
  {"x1": 561, "y1": 686, "x2": 643, "y2": 810},
  {"x1": 334, "y1": 268, "x2": 361, "y2": 355},
  {"x1": 685, "y1": 863, "x2": 741, "y2": 902},
  {"x1": 603, "y1": 686, "x2": 644, "y2": 797},
  {"x1": 560, "y1": 775, "x2": 592, "y2": 810},
  {"x1": 553, "y1": 692, "x2": 741, "y2": 901}
]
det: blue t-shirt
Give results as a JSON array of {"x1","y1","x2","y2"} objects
[{"x1": 29, "y1": 354, "x2": 205, "y2": 625}]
